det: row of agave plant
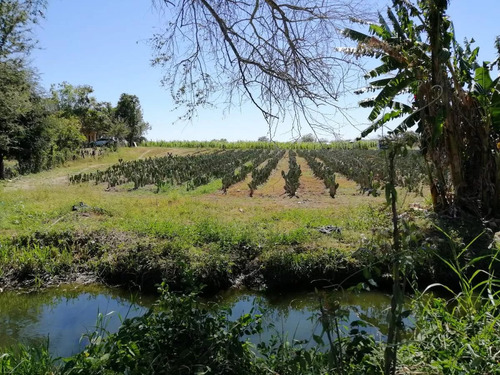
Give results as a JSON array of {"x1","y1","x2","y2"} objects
[
  {"x1": 69, "y1": 149, "x2": 290, "y2": 194},
  {"x1": 221, "y1": 149, "x2": 281, "y2": 193},
  {"x1": 301, "y1": 149, "x2": 427, "y2": 196},
  {"x1": 69, "y1": 150, "x2": 263, "y2": 191},
  {"x1": 298, "y1": 150, "x2": 339, "y2": 198},
  {"x1": 69, "y1": 148, "x2": 426, "y2": 197},
  {"x1": 248, "y1": 150, "x2": 286, "y2": 197}
]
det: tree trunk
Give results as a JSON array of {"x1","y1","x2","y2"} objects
[
  {"x1": 446, "y1": 93, "x2": 498, "y2": 218},
  {"x1": 0, "y1": 152, "x2": 5, "y2": 180}
]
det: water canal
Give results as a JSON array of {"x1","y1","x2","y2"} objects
[{"x1": 0, "y1": 285, "x2": 398, "y2": 358}]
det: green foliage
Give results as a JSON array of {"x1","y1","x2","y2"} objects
[
  {"x1": 0, "y1": 4, "x2": 115, "y2": 178},
  {"x1": 48, "y1": 83, "x2": 151, "y2": 148},
  {"x1": 299, "y1": 133, "x2": 316, "y2": 143},
  {"x1": 221, "y1": 149, "x2": 275, "y2": 193},
  {"x1": 0, "y1": 1, "x2": 46, "y2": 61},
  {"x1": 63, "y1": 286, "x2": 264, "y2": 375},
  {"x1": 115, "y1": 93, "x2": 150, "y2": 146},
  {"x1": 50, "y1": 82, "x2": 95, "y2": 120},
  {"x1": 247, "y1": 150, "x2": 284, "y2": 196},
  {"x1": 0, "y1": 342, "x2": 56, "y2": 374},
  {"x1": 142, "y1": 139, "x2": 379, "y2": 150},
  {"x1": 260, "y1": 246, "x2": 355, "y2": 290},
  {"x1": 399, "y1": 232, "x2": 500, "y2": 374},
  {"x1": 298, "y1": 150, "x2": 340, "y2": 198},
  {"x1": 4, "y1": 253, "x2": 500, "y2": 375},
  {"x1": 15, "y1": 103, "x2": 88, "y2": 174},
  {"x1": 0, "y1": 60, "x2": 34, "y2": 178},
  {"x1": 301, "y1": 148, "x2": 426, "y2": 196},
  {"x1": 50, "y1": 82, "x2": 118, "y2": 142},
  {"x1": 344, "y1": 0, "x2": 500, "y2": 217},
  {"x1": 70, "y1": 149, "x2": 277, "y2": 192}
]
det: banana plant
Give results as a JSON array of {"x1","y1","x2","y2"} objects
[{"x1": 343, "y1": 0, "x2": 500, "y2": 218}]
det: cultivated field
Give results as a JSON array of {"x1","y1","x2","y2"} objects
[{"x1": 0, "y1": 146, "x2": 429, "y2": 292}]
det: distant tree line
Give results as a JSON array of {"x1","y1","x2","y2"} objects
[
  {"x1": 0, "y1": 0, "x2": 149, "y2": 179},
  {"x1": 49, "y1": 83, "x2": 150, "y2": 147}
]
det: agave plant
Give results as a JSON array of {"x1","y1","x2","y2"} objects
[
  {"x1": 298, "y1": 150, "x2": 340, "y2": 198},
  {"x1": 282, "y1": 150, "x2": 301, "y2": 197}
]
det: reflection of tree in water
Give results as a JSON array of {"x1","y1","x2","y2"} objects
[
  {"x1": 207, "y1": 289, "x2": 393, "y2": 341},
  {"x1": 337, "y1": 292, "x2": 392, "y2": 336},
  {"x1": 0, "y1": 289, "x2": 63, "y2": 347},
  {"x1": 0, "y1": 284, "x2": 151, "y2": 349}
]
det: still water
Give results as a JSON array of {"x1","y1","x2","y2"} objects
[
  {"x1": 0, "y1": 285, "x2": 396, "y2": 358},
  {"x1": 211, "y1": 289, "x2": 394, "y2": 347},
  {"x1": 0, "y1": 284, "x2": 153, "y2": 358}
]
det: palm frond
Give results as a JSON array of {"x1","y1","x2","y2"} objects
[
  {"x1": 365, "y1": 59, "x2": 403, "y2": 79},
  {"x1": 342, "y1": 28, "x2": 372, "y2": 43}
]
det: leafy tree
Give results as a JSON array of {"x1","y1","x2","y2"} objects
[
  {"x1": 0, "y1": 0, "x2": 45, "y2": 61},
  {"x1": 11, "y1": 90, "x2": 85, "y2": 174},
  {"x1": 50, "y1": 84, "x2": 149, "y2": 145},
  {"x1": 49, "y1": 82, "x2": 113, "y2": 141},
  {"x1": 344, "y1": 0, "x2": 500, "y2": 219},
  {"x1": 14, "y1": 93, "x2": 51, "y2": 174},
  {"x1": 300, "y1": 134, "x2": 316, "y2": 143},
  {"x1": 49, "y1": 82, "x2": 94, "y2": 119},
  {"x1": 86, "y1": 101, "x2": 115, "y2": 139},
  {"x1": 106, "y1": 117, "x2": 129, "y2": 140},
  {"x1": 0, "y1": 61, "x2": 31, "y2": 178},
  {"x1": 0, "y1": 0, "x2": 46, "y2": 179},
  {"x1": 42, "y1": 114, "x2": 86, "y2": 166},
  {"x1": 115, "y1": 93, "x2": 150, "y2": 146}
]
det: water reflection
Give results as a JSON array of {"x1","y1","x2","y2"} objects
[
  {"x1": 210, "y1": 289, "x2": 398, "y2": 346},
  {"x1": 0, "y1": 284, "x2": 152, "y2": 358}
]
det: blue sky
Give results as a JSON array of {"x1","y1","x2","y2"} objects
[{"x1": 31, "y1": 0, "x2": 500, "y2": 142}]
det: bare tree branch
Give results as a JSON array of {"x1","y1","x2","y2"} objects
[{"x1": 151, "y1": 0, "x2": 375, "y2": 138}]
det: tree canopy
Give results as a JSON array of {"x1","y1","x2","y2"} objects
[
  {"x1": 0, "y1": 0, "x2": 46, "y2": 178},
  {"x1": 0, "y1": 1, "x2": 149, "y2": 178},
  {"x1": 115, "y1": 93, "x2": 150, "y2": 146}
]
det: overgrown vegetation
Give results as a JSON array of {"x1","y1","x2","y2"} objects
[
  {"x1": 2, "y1": 0, "x2": 500, "y2": 372},
  {"x1": 0, "y1": 146, "x2": 430, "y2": 291}
]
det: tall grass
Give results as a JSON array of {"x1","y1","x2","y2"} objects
[
  {"x1": 0, "y1": 343, "x2": 56, "y2": 374},
  {"x1": 142, "y1": 139, "x2": 378, "y2": 150},
  {"x1": 400, "y1": 229, "x2": 500, "y2": 374}
]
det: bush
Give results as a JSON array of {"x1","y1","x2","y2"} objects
[{"x1": 63, "y1": 286, "x2": 264, "y2": 374}]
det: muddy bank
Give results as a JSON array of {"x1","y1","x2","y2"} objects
[{"x1": 0, "y1": 228, "x2": 442, "y2": 294}]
